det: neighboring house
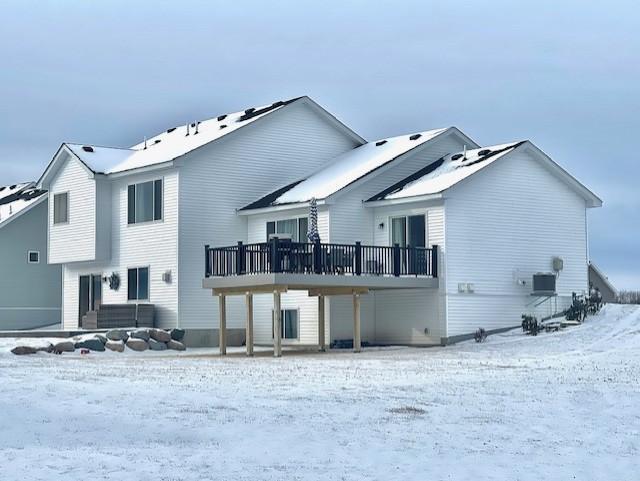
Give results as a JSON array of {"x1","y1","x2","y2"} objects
[
  {"x1": 0, "y1": 183, "x2": 61, "y2": 329},
  {"x1": 588, "y1": 262, "x2": 618, "y2": 303},
  {"x1": 37, "y1": 97, "x2": 364, "y2": 343}
]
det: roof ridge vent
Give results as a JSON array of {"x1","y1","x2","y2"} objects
[
  {"x1": 167, "y1": 127, "x2": 176, "y2": 133},
  {"x1": 409, "y1": 134, "x2": 422, "y2": 141},
  {"x1": 217, "y1": 114, "x2": 227, "y2": 121},
  {"x1": 451, "y1": 153, "x2": 464, "y2": 161},
  {"x1": 82, "y1": 145, "x2": 94, "y2": 153},
  {"x1": 220, "y1": 124, "x2": 227, "y2": 129},
  {"x1": 154, "y1": 139, "x2": 161, "y2": 144},
  {"x1": 244, "y1": 107, "x2": 255, "y2": 115},
  {"x1": 375, "y1": 140, "x2": 388, "y2": 146},
  {"x1": 478, "y1": 149, "x2": 492, "y2": 156}
]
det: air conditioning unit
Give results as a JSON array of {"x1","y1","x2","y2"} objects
[{"x1": 532, "y1": 273, "x2": 556, "y2": 296}]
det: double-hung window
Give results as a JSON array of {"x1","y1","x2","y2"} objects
[
  {"x1": 53, "y1": 192, "x2": 68, "y2": 224},
  {"x1": 266, "y1": 217, "x2": 309, "y2": 242},
  {"x1": 128, "y1": 179, "x2": 163, "y2": 224},
  {"x1": 127, "y1": 267, "x2": 149, "y2": 301}
]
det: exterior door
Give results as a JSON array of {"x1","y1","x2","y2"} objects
[
  {"x1": 391, "y1": 215, "x2": 426, "y2": 273},
  {"x1": 78, "y1": 275, "x2": 102, "y2": 325}
]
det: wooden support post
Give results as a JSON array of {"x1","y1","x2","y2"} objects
[
  {"x1": 245, "y1": 292, "x2": 254, "y2": 357},
  {"x1": 273, "y1": 290, "x2": 282, "y2": 357},
  {"x1": 353, "y1": 291, "x2": 361, "y2": 353},
  {"x1": 318, "y1": 295, "x2": 326, "y2": 352},
  {"x1": 218, "y1": 294, "x2": 227, "y2": 356}
]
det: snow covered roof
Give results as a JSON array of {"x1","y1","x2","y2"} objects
[
  {"x1": 50, "y1": 98, "x2": 305, "y2": 177},
  {"x1": 368, "y1": 141, "x2": 525, "y2": 201},
  {"x1": 241, "y1": 128, "x2": 451, "y2": 210},
  {"x1": 0, "y1": 182, "x2": 47, "y2": 228}
]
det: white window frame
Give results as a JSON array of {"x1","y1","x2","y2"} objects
[
  {"x1": 266, "y1": 217, "x2": 309, "y2": 242},
  {"x1": 27, "y1": 250, "x2": 40, "y2": 264},
  {"x1": 53, "y1": 192, "x2": 69, "y2": 225},
  {"x1": 127, "y1": 266, "x2": 150, "y2": 301},
  {"x1": 272, "y1": 308, "x2": 300, "y2": 341},
  {"x1": 127, "y1": 178, "x2": 164, "y2": 226}
]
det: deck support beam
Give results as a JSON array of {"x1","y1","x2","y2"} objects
[
  {"x1": 273, "y1": 290, "x2": 282, "y2": 357},
  {"x1": 218, "y1": 294, "x2": 227, "y2": 356},
  {"x1": 318, "y1": 295, "x2": 326, "y2": 352},
  {"x1": 245, "y1": 292, "x2": 254, "y2": 357},
  {"x1": 353, "y1": 292, "x2": 361, "y2": 353}
]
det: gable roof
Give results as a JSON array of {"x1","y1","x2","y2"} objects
[
  {"x1": 0, "y1": 182, "x2": 48, "y2": 229},
  {"x1": 368, "y1": 142, "x2": 524, "y2": 201},
  {"x1": 367, "y1": 140, "x2": 603, "y2": 208},
  {"x1": 241, "y1": 127, "x2": 471, "y2": 211},
  {"x1": 588, "y1": 262, "x2": 618, "y2": 297},
  {"x1": 39, "y1": 96, "x2": 365, "y2": 184}
]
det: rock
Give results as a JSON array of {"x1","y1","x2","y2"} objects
[
  {"x1": 130, "y1": 329, "x2": 150, "y2": 341},
  {"x1": 126, "y1": 338, "x2": 148, "y2": 352},
  {"x1": 105, "y1": 340, "x2": 125, "y2": 352},
  {"x1": 36, "y1": 343, "x2": 54, "y2": 353},
  {"x1": 169, "y1": 328, "x2": 185, "y2": 341},
  {"x1": 166, "y1": 339, "x2": 186, "y2": 351},
  {"x1": 75, "y1": 338, "x2": 106, "y2": 352},
  {"x1": 148, "y1": 338, "x2": 168, "y2": 351},
  {"x1": 149, "y1": 329, "x2": 171, "y2": 343},
  {"x1": 11, "y1": 345, "x2": 38, "y2": 355},
  {"x1": 53, "y1": 341, "x2": 75, "y2": 353},
  {"x1": 106, "y1": 329, "x2": 129, "y2": 342},
  {"x1": 94, "y1": 334, "x2": 108, "y2": 344}
]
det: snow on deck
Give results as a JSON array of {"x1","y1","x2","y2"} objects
[
  {"x1": 371, "y1": 141, "x2": 524, "y2": 201},
  {"x1": 65, "y1": 99, "x2": 296, "y2": 174},
  {"x1": 0, "y1": 304, "x2": 638, "y2": 480},
  {"x1": 243, "y1": 128, "x2": 449, "y2": 209}
]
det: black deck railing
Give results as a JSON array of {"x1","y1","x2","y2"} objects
[{"x1": 205, "y1": 239, "x2": 438, "y2": 279}]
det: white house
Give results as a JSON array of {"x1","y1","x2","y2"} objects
[
  {"x1": 37, "y1": 97, "x2": 365, "y2": 344},
  {"x1": 0, "y1": 182, "x2": 61, "y2": 329},
  {"x1": 37, "y1": 96, "x2": 602, "y2": 350}
]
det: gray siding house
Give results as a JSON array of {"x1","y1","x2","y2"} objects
[{"x1": 0, "y1": 183, "x2": 61, "y2": 329}]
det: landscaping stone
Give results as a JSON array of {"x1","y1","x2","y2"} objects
[
  {"x1": 11, "y1": 346, "x2": 38, "y2": 355},
  {"x1": 75, "y1": 338, "x2": 106, "y2": 352},
  {"x1": 148, "y1": 338, "x2": 168, "y2": 351},
  {"x1": 105, "y1": 340, "x2": 125, "y2": 352},
  {"x1": 149, "y1": 329, "x2": 171, "y2": 343},
  {"x1": 169, "y1": 328, "x2": 185, "y2": 341},
  {"x1": 130, "y1": 329, "x2": 150, "y2": 341},
  {"x1": 53, "y1": 341, "x2": 75, "y2": 353},
  {"x1": 106, "y1": 329, "x2": 129, "y2": 342},
  {"x1": 166, "y1": 339, "x2": 186, "y2": 351},
  {"x1": 94, "y1": 334, "x2": 108, "y2": 344},
  {"x1": 126, "y1": 338, "x2": 148, "y2": 352}
]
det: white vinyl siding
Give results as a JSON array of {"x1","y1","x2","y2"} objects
[
  {"x1": 177, "y1": 100, "x2": 358, "y2": 331},
  {"x1": 444, "y1": 147, "x2": 589, "y2": 337},
  {"x1": 48, "y1": 157, "x2": 97, "y2": 264}
]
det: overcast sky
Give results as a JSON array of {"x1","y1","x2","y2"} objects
[{"x1": 1, "y1": 0, "x2": 638, "y2": 288}]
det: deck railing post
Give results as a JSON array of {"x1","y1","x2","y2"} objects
[
  {"x1": 271, "y1": 237, "x2": 281, "y2": 273},
  {"x1": 313, "y1": 239, "x2": 321, "y2": 274},
  {"x1": 431, "y1": 245, "x2": 439, "y2": 278},
  {"x1": 355, "y1": 241, "x2": 362, "y2": 275},
  {"x1": 393, "y1": 243, "x2": 401, "y2": 277},
  {"x1": 236, "y1": 241, "x2": 244, "y2": 275},
  {"x1": 205, "y1": 244, "x2": 210, "y2": 277}
]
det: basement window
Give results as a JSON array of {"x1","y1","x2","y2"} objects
[
  {"x1": 272, "y1": 309, "x2": 299, "y2": 339},
  {"x1": 128, "y1": 179, "x2": 163, "y2": 224},
  {"x1": 127, "y1": 267, "x2": 149, "y2": 301}
]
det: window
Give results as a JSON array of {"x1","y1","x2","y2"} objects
[
  {"x1": 127, "y1": 267, "x2": 149, "y2": 300},
  {"x1": 127, "y1": 179, "x2": 163, "y2": 224},
  {"x1": 266, "y1": 217, "x2": 309, "y2": 242},
  {"x1": 272, "y1": 309, "x2": 299, "y2": 339},
  {"x1": 53, "y1": 192, "x2": 68, "y2": 224},
  {"x1": 27, "y1": 251, "x2": 40, "y2": 264},
  {"x1": 390, "y1": 214, "x2": 426, "y2": 247}
]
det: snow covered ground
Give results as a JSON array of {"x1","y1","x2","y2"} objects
[{"x1": 1, "y1": 304, "x2": 639, "y2": 480}]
